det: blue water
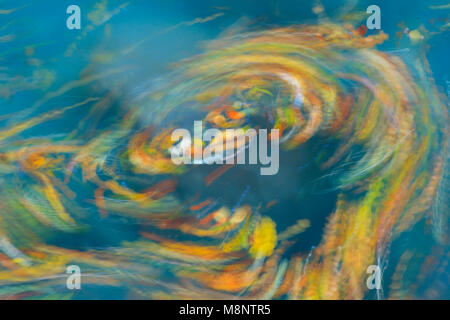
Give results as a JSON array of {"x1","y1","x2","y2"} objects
[{"x1": 0, "y1": 0, "x2": 448, "y2": 299}]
